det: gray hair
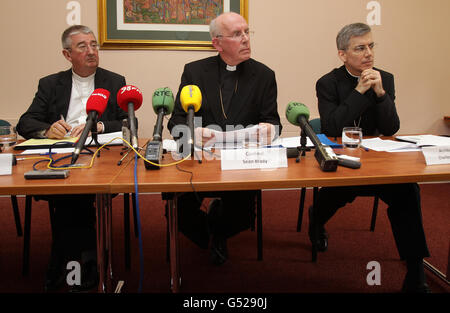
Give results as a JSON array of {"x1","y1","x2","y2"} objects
[
  {"x1": 61, "y1": 25, "x2": 95, "y2": 49},
  {"x1": 336, "y1": 23, "x2": 371, "y2": 50},
  {"x1": 209, "y1": 15, "x2": 221, "y2": 38}
]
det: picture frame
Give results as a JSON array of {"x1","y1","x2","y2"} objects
[{"x1": 97, "y1": 0, "x2": 249, "y2": 51}]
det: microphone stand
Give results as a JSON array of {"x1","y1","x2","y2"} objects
[
  {"x1": 87, "y1": 118, "x2": 109, "y2": 158},
  {"x1": 296, "y1": 128, "x2": 311, "y2": 163}
]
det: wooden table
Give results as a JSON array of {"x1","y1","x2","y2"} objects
[
  {"x1": 0, "y1": 145, "x2": 129, "y2": 293},
  {"x1": 112, "y1": 140, "x2": 450, "y2": 292},
  {"x1": 2, "y1": 139, "x2": 449, "y2": 293}
]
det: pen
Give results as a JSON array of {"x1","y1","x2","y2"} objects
[{"x1": 60, "y1": 114, "x2": 72, "y2": 137}]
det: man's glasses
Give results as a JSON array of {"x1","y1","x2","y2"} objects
[
  {"x1": 350, "y1": 42, "x2": 376, "y2": 54},
  {"x1": 216, "y1": 29, "x2": 253, "y2": 41},
  {"x1": 67, "y1": 42, "x2": 99, "y2": 53}
]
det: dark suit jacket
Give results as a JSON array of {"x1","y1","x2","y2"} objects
[
  {"x1": 316, "y1": 65, "x2": 400, "y2": 137},
  {"x1": 168, "y1": 55, "x2": 282, "y2": 135},
  {"x1": 17, "y1": 67, "x2": 127, "y2": 139}
]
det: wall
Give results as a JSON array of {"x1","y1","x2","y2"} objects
[{"x1": 1, "y1": 0, "x2": 449, "y2": 139}]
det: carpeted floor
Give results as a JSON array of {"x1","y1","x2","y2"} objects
[{"x1": 0, "y1": 183, "x2": 448, "y2": 294}]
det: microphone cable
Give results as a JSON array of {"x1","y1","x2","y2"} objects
[{"x1": 133, "y1": 153, "x2": 144, "y2": 293}]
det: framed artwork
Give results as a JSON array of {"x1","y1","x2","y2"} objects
[{"x1": 98, "y1": 0, "x2": 249, "y2": 51}]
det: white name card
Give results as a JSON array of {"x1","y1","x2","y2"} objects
[
  {"x1": 0, "y1": 153, "x2": 13, "y2": 175},
  {"x1": 220, "y1": 147, "x2": 287, "y2": 170},
  {"x1": 422, "y1": 145, "x2": 450, "y2": 165}
]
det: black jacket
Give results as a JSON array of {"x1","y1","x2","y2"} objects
[
  {"x1": 316, "y1": 65, "x2": 399, "y2": 137},
  {"x1": 17, "y1": 67, "x2": 127, "y2": 139},
  {"x1": 168, "y1": 55, "x2": 281, "y2": 135}
]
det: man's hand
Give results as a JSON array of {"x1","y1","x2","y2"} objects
[
  {"x1": 45, "y1": 119, "x2": 71, "y2": 139},
  {"x1": 194, "y1": 127, "x2": 216, "y2": 148},
  {"x1": 70, "y1": 122, "x2": 104, "y2": 138},
  {"x1": 355, "y1": 69, "x2": 385, "y2": 97},
  {"x1": 257, "y1": 123, "x2": 276, "y2": 145}
]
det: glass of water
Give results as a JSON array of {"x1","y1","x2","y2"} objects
[
  {"x1": 342, "y1": 127, "x2": 362, "y2": 148},
  {"x1": 0, "y1": 126, "x2": 17, "y2": 151}
]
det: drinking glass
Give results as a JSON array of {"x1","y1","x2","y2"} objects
[
  {"x1": 342, "y1": 127, "x2": 362, "y2": 148},
  {"x1": 0, "y1": 126, "x2": 17, "y2": 152}
]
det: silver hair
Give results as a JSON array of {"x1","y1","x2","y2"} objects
[
  {"x1": 209, "y1": 12, "x2": 242, "y2": 39},
  {"x1": 336, "y1": 23, "x2": 371, "y2": 50},
  {"x1": 209, "y1": 15, "x2": 221, "y2": 39},
  {"x1": 61, "y1": 25, "x2": 94, "y2": 49}
]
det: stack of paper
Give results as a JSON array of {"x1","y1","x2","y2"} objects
[
  {"x1": 361, "y1": 138, "x2": 420, "y2": 152},
  {"x1": 396, "y1": 135, "x2": 450, "y2": 147}
]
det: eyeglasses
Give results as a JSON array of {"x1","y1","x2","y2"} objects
[
  {"x1": 216, "y1": 29, "x2": 253, "y2": 41},
  {"x1": 67, "y1": 42, "x2": 99, "y2": 53},
  {"x1": 350, "y1": 42, "x2": 376, "y2": 54}
]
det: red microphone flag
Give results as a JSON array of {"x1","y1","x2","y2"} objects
[
  {"x1": 86, "y1": 88, "x2": 110, "y2": 117},
  {"x1": 117, "y1": 85, "x2": 143, "y2": 112}
]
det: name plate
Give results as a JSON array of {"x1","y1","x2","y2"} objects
[
  {"x1": 220, "y1": 147, "x2": 287, "y2": 170},
  {"x1": 0, "y1": 153, "x2": 12, "y2": 175},
  {"x1": 422, "y1": 145, "x2": 450, "y2": 165}
]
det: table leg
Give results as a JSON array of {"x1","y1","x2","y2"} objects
[
  {"x1": 168, "y1": 195, "x2": 181, "y2": 292},
  {"x1": 105, "y1": 194, "x2": 113, "y2": 292},
  {"x1": 96, "y1": 193, "x2": 106, "y2": 293}
]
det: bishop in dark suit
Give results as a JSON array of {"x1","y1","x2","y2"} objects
[
  {"x1": 312, "y1": 23, "x2": 430, "y2": 293},
  {"x1": 168, "y1": 12, "x2": 281, "y2": 265},
  {"x1": 16, "y1": 25, "x2": 127, "y2": 292}
]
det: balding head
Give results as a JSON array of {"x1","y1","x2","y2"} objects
[{"x1": 210, "y1": 12, "x2": 251, "y2": 66}]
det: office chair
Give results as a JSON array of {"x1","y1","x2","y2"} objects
[
  {"x1": 164, "y1": 190, "x2": 263, "y2": 262},
  {"x1": 296, "y1": 118, "x2": 379, "y2": 234}
]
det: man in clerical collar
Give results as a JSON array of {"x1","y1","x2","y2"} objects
[
  {"x1": 167, "y1": 12, "x2": 281, "y2": 265},
  {"x1": 16, "y1": 25, "x2": 127, "y2": 292},
  {"x1": 312, "y1": 22, "x2": 431, "y2": 293}
]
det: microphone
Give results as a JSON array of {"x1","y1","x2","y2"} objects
[
  {"x1": 285, "y1": 102, "x2": 338, "y2": 171},
  {"x1": 71, "y1": 88, "x2": 110, "y2": 164},
  {"x1": 117, "y1": 85, "x2": 143, "y2": 149},
  {"x1": 180, "y1": 85, "x2": 202, "y2": 157},
  {"x1": 144, "y1": 87, "x2": 174, "y2": 170}
]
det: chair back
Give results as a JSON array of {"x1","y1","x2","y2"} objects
[
  {"x1": 309, "y1": 118, "x2": 321, "y2": 134},
  {"x1": 0, "y1": 119, "x2": 11, "y2": 127}
]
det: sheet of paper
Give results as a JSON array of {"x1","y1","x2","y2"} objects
[
  {"x1": 271, "y1": 136, "x2": 313, "y2": 148},
  {"x1": 0, "y1": 153, "x2": 12, "y2": 175},
  {"x1": 20, "y1": 148, "x2": 75, "y2": 155},
  {"x1": 415, "y1": 135, "x2": 450, "y2": 147},
  {"x1": 396, "y1": 135, "x2": 450, "y2": 147},
  {"x1": 362, "y1": 137, "x2": 420, "y2": 152},
  {"x1": 163, "y1": 139, "x2": 177, "y2": 152},
  {"x1": 15, "y1": 137, "x2": 78, "y2": 148},
  {"x1": 209, "y1": 125, "x2": 260, "y2": 143},
  {"x1": 87, "y1": 131, "x2": 123, "y2": 146},
  {"x1": 15, "y1": 131, "x2": 123, "y2": 149}
]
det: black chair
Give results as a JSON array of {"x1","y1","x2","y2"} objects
[
  {"x1": 296, "y1": 118, "x2": 379, "y2": 234},
  {"x1": 164, "y1": 190, "x2": 263, "y2": 262}
]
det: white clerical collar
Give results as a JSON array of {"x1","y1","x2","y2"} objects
[
  {"x1": 72, "y1": 70, "x2": 96, "y2": 82},
  {"x1": 226, "y1": 64, "x2": 237, "y2": 71},
  {"x1": 345, "y1": 67, "x2": 360, "y2": 80}
]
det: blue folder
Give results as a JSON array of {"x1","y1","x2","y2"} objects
[{"x1": 317, "y1": 134, "x2": 342, "y2": 148}]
